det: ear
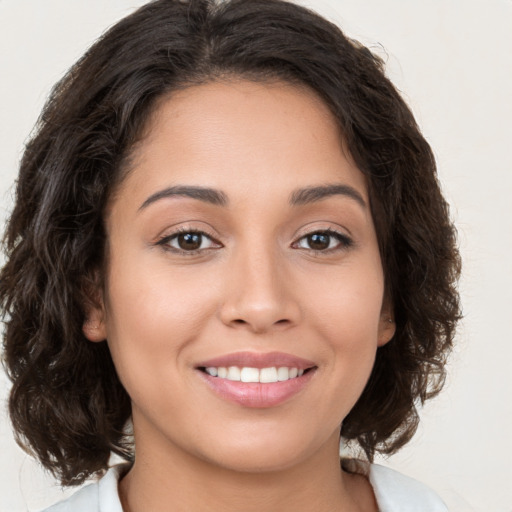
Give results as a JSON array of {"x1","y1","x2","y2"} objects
[
  {"x1": 377, "y1": 302, "x2": 396, "y2": 347},
  {"x1": 83, "y1": 305, "x2": 107, "y2": 342},
  {"x1": 81, "y1": 273, "x2": 107, "y2": 343}
]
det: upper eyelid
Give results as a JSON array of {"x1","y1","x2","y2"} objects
[
  {"x1": 298, "y1": 228, "x2": 349, "y2": 239},
  {"x1": 160, "y1": 228, "x2": 221, "y2": 244},
  {"x1": 293, "y1": 225, "x2": 352, "y2": 242},
  {"x1": 157, "y1": 224, "x2": 220, "y2": 241},
  {"x1": 292, "y1": 229, "x2": 353, "y2": 247}
]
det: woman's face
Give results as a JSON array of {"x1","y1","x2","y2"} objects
[{"x1": 85, "y1": 80, "x2": 395, "y2": 472}]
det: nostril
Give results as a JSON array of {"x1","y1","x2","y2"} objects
[{"x1": 228, "y1": 317, "x2": 292, "y2": 334}]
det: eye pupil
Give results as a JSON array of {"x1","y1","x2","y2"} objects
[
  {"x1": 308, "y1": 233, "x2": 330, "y2": 250},
  {"x1": 178, "y1": 233, "x2": 202, "y2": 250}
]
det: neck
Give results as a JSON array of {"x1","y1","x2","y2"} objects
[{"x1": 119, "y1": 424, "x2": 375, "y2": 512}]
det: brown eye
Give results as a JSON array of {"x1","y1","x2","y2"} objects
[
  {"x1": 294, "y1": 230, "x2": 353, "y2": 252},
  {"x1": 158, "y1": 230, "x2": 220, "y2": 253},
  {"x1": 306, "y1": 233, "x2": 330, "y2": 250},
  {"x1": 176, "y1": 232, "x2": 203, "y2": 251}
]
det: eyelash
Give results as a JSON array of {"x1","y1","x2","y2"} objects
[
  {"x1": 156, "y1": 227, "x2": 353, "y2": 256},
  {"x1": 156, "y1": 227, "x2": 220, "y2": 255},
  {"x1": 292, "y1": 229, "x2": 354, "y2": 254}
]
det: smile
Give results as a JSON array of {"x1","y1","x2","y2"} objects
[
  {"x1": 202, "y1": 366, "x2": 306, "y2": 383},
  {"x1": 196, "y1": 352, "x2": 317, "y2": 408}
]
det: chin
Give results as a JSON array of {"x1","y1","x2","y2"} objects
[{"x1": 193, "y1": 424, "x2": 336, "y2": 474}]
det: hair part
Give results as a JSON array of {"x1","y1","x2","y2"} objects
[{"x1": 0, "y1": 0, "x2": 460, "y2": 485}]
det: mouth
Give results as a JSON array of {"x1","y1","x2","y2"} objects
[
  {"x1": 195, "y1": 352, "x2": 317, "y2": 408},
  {"x1": 198, "y1": 365, "x2": 314, "y2": 383}
]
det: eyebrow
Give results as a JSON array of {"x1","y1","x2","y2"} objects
[
  {"x1": 139, "y1": 183, "x2": 366, "y2": 211},
  {"x1": 139, "y1": 185, "x2": 228, "y2": 210},
  {"x1": 289, "y1": 184, "x2": 366, "y2": 208}
]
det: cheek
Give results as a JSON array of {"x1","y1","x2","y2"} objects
[
  {"x1": 302, "y1": 261, "x2": 384, "y2": 396},
  {"x1": 306, "y1": 262, "x2": 384, "y2": 340},
  {"x1": 103, "y1": 254, "x2": 220, "y2": 380}
]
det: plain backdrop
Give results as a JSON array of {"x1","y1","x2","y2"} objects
[{"x1": 0, "y1": 1, "x2": 511, "y2": 511}]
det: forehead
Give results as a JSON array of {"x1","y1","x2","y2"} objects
[{"x1": 116, "y1": 79, "x2": 368, "y2": 207}]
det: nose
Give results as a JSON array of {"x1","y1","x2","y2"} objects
[{"x1": 219, "y1": 243, "x2": 301, "y2": 334}]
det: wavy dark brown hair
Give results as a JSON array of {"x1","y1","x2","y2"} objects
[{"x1": 0, "y1": 0, "x2": 461, "y2": 486}]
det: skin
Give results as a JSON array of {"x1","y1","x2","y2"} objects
[{"x1": 84, "y1": 80, "x2": 395, "y2": 512}]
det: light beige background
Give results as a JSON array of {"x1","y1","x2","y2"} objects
[{"x1": 1, "y1": 1, "x2": 511, "y2": 511}]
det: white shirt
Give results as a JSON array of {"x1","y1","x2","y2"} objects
[{"x1": 42, "y1": 463, "x2": 448, "y2": 512}]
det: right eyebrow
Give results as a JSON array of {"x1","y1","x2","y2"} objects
[{"x1": 138, "y1": 185, "x2": 229, "y2": 211}]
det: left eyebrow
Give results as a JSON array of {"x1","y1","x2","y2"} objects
[{"x1": 289, "y1": 184, "x2": 367, "y2": 209}]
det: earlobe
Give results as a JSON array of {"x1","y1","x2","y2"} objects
[
  {"x1": 83, "y1": 309, "x2": 107, "y2": 342},
  {"x1": 377, "y1": 312, "x2": 396, "y2": 347},
  {"x1": 81, "y1": 273, "x2": 107, "y2": 342}
]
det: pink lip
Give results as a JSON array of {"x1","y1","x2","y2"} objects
[
  {"x1": 196, "y1": 351, "x2": 316, "y2": 370},
  {"x1": 198, "y1": 370, "x2": 316, "y2": 408},
  {"x1": 195, "y1": 351, "x2": 317, "y2": 408}
]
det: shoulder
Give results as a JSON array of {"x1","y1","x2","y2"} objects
[
  {"x1": 40, "y1": 464, "x2": 128, "y2": 512},
  {"x1": 369, "y1": 463, "x2": 448, "y2": 512}
]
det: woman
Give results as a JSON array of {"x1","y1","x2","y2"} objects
[{"x1": 0, "y1": 0, "x2": 461, "y2": 510}]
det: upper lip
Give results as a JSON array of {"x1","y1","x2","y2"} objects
[{"x1": 196, "y1": 351, "x2": 316, "y2": 370}]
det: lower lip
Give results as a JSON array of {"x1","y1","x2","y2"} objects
[{"x1": 198, "y1": 369, "x2": 316, "y2": 408}]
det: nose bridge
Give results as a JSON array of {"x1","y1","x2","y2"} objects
[{"x1": 219, "y1": 233, "x2": 299, "y2": 332}]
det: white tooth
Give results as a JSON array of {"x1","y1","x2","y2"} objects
[
  {"x1": 277, "y1": 367, "x2": 290, "y2": 381},
  {"x1": 260, "y1": 367, "x2": 278, "y2": 383},
  {"x1": 297, "y1": 369, "x2": 304, "y2": 377},
  {"x1": 289, "y1": 367, "x2": 298, "y2": 378},
  {"x1": 217, "y1": 367, "x2": 228, "y2": 378},
  {"x1": 240, "y1": 367, "x2": 260, "y2": 383},
  {"x1": 227, "y1": 366, "x2": 241, "y2": 381},
  {"x1": 206, "y1": 367, "x2": 218, "y2": 377}
]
